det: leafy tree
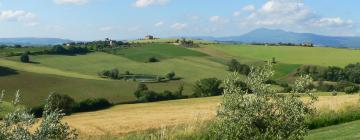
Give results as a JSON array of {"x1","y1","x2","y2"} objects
[
  {"x1": 193, "y1": 78, "x2": 222, "y2": 97},
  {"x1": 0, "y1": 91, "x2": 78, "y2": 139},
  {"x1": 148, "y1": 57, "x2": 159, "y2": 63},
  {"x1": 344, "y1": 63, "x2": 360, "y2": 84},
  {"x1": 227, "y1": 59, "x2": 251, "y2": 75},
  {"x1": 20, "y1": 51, "x2": 30, "y2": 63},
  {"x1": 344, "y1": 86, "x2": 359, "y2": 94},
  {"x1": 134, "y1": 83, "x2": 149, "y2": 99},
  {"x1": 46, "y1": 93, "x2": 76, "y2": 115},
  {"x1": 212, "y1": 63, "x2": 317, "y2": 140}
]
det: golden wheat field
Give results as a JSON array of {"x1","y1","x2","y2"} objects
[{"x1": 63, "y1": 94, "x2": 359, "y2": 137}]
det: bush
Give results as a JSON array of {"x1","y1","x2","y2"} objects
[
  {"x1": 134, "y1": 83, "x2": 186, "y2": 102},
  {"x1": 344, "y1": 86, "x2": 359, "y2": 94},
  {"x1": 166, "y1": 71, "x2": 176, "y2": 80},
  {"x1": 317, "y1": 83, "x2": 335, "y2": 92},
  {"x1": 227, "y1": 59, "x2": 250, "y2": 75},
  {"x1": 98, "y1": 68, "x2": 120, "y2": 79},
  {"x1": 74, "y1": 98, "x2": 112, "y2": 112},
  {"x1": 20, "y1": 52, "x2": 30, "y2": 63},
  {"x1": 148, "y1": 57, "x2": 159, "y2": 62},
  {"x1": 212, "y1": 64, "x2": 317, "y2": 139},
  {"x1": 193, "y1": 78, "x2": 223, "y2": 97},
  {"x1": 45, "y1": 93, "x2": 76, "y2": 115}
]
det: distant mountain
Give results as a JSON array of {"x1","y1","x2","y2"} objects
[
  {"x1": 0, "y1": 38, "x2": 72, "y2": 45},
  {"x1": 196, "y1": 28, "x2": 360, "y2": 48}
]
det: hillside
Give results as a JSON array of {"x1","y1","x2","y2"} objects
[
  {"x1": 1, "y1": 43, "x2": 360, "y2": 107},
  {"x1": 62, "y1": 94, "x2": 359, "y2": 137},
  {"x1": 0, "y1": 38, "x2": 72, "y2": 45},
  {"x1": 197, "y1": 28, "x2": 360, "y2": 48}
]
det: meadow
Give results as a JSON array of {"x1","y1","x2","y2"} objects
[
  {"x1": 61, "y1": 94, "x2": 359, "y2": 138},
  {"x1": 1, "y1": 43, "x2": 360, "y2": 107}
]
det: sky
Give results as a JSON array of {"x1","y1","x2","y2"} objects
[{"x1": 0, "y1": 0, "x2": 359, "y2": 40}]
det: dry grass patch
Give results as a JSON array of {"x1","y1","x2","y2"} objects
[{"x1": 64, "y1": 94, "x2": 359, "y2": 137}]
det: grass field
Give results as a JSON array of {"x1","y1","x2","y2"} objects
[
  {"x1": 0, "y1": 70, "x2": 191, "y2": 107},
  {"x1": 0, "y1": 47, "x2": 48, "y2": 57},
  {"x1": 108, "y1": 43, "x2": 207, "y2": 62},
  {"x1": 27, "y1": 52, "x2": 229, "y2": 84},
  {"x1": 129, "y1": 38, "x2": 216, "y2": 44},
  {"x1": 198, "y1": 44, "x2": 360, "y2": 67},
  {"x1": 305, "y1": 120, "x2": 360, "y2": 140},
  {"x1": 62, "y1": 94, "x2": 359, "y2": 137}
]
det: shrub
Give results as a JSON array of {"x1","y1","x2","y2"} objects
[
  {"x1": 193, "y1": 78, "x2": 223, "y2": 97},
  {"x1": 134, "y1": 83, "x2": 186, "y2": 102},
  {"x1": 0, "y1": 91, "x2": 78, "y2": 139},
  {"x1": 227, "y1": 59, "x2": 250, "y2": 75},
  {"x1": 344, "y1": 86, "x2": 359, "y2": 94},
  {"x1": 317, "y1": 83, "x2": 335, "y2": 92},
  {"x1": 212, "y1": 64, "x2": 317, "y2": 139},
  {"x1": 166, "y1": 71, "x2": 176, "y2": 80},
  {"x1": 20, "y1": 51, "x2": 30, "y2": 63},
  {"x1": 74, "y1": 98, "x2": 112, "y2": 112},
  {"x1": 45, "y1": 93, "x2": 76, "y2": 115},
  {"x1": 148, "y1": 57, "x2": 159, "y2": 62},
  {"x1": 98, "y1": 68, "x2": 120, "y2": 79}
]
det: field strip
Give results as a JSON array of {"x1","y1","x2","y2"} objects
[
  {"x1": 64, "y1": 95, "x2": 359, "y2": 137},
  {"x1": 0, "y1": 59, "x2": 103, "y2": 80}
]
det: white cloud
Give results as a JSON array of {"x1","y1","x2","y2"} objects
[
  {"x1": 154, "y1": 21, "x2": 164, "y2": 27},
  {"x1": 312, "y1": 17, "x2": 353, "y2": 27},
  {"x1": 233, "y1": 11, "x2": 241, "y2": 17},
  {"x1": 171, "y1": 23, "x2": 187, "y2": 30},
  {"x1": 242, "y1": 5, "x2": 255, "y2": 12},
  {"x1": 54, "y1": 0, "x2": 89, "y2": 5},
  {"x1": 209, "y1": 16, "x2": 229, "y2": 24},
  {"x1": 134, "y1": 0, "x2": 169, "y2": 8},
  {"x1": 0, "y1": 10, "x2": 36, "y2": 22}
]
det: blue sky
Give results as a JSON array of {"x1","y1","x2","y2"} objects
[{"x1": 0, "y1": 0, "x2": 359, "y2": 40}]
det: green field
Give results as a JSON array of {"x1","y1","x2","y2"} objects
[
  {"x1": 0, "y1": 47, "x2": 48, "y2": 57},
  {"x1": 1, "y1": 43, "x2": 360, "y2": 107},
  {"x1": 305, "y1": 120, "x2": 360, "y2": 140},
  {"x1": 201, "y1": 44, "x2": 360, "y2": 67},
  {"x1": 108, "y1": 43, "x2": 207, "y2": 62}
]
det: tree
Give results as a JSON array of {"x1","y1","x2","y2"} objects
[
  {"x1": 193, "y1": 78, "x2": 222, "y2": 97},
  {"x1": 46, "y1": 93, "x2": 76, "y2": 115},
  {"x1": 134, "y1": 83, "x2": 149, "y2": 99},
  {"x1": 166, "y1": 71, "x2": 176, "y2": 80},
  {"x1": 0, "y1": 91, "x2": 78, "y2": 139},
  {"x1": 148, "y1": 57, "x2": 159, "y2": 62},
  {"x1": 20, "y1": 51, "x2": 30, "y2": 63},
  {"x1": 212, "y1": 63, "x2": 317, "y2": 140},
  {"x1": 227, "y1": 59, "x2": 251, "y2": 75}
]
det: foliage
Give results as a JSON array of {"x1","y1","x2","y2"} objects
[
  {"x1": 47, "y1": 45, "x2": 90, "y2": 55},
  {"x1": 74, "y1": 98, "x2": 112, "y2": 112},
  {"x1": 344, "y1": 86, "x2": 359, "y2": 94},
  {"x1": 306, "y1": 105, "x2": 360, "y2": 130},
  {"x1": 134, "y1": 83, "x2": 186, "y2": 102},
  {"x1": 297, "y1": 63, "x2": 360, "y2": 84},
  {"x1": 148, "y1": 57, "x2": 159, "y2": 63},
  {"x1": 20, "y1": 51, "x2": 30, "y2": 63},
  {"x1": 45, "y1": 93, "x2": 76, "y2": 115},
  {"x1": 212, "y1": 63, "x2": 317, "y2": 140},
  {"x1": 192, "y1": 78, "x2": 223, "y2": 97},
  {"x1": 98, "y1": 68, "x2": 120, "y2": 79},
  {"x1": 166, "y1": 71, "x2": 176, "y2": 80},
  {"x1": 0, "y1": 91, "x2": 78, "y2": 140},
  {"x1": 227, "y1": 59, "x2": 250, "y2": 75}
]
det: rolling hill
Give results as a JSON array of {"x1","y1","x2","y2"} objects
[
  {"x1": 196, "y1": 28, "x2": 360, "y2": 48},
  {"x1": 0, "y1": 37, "x2": 72, "y2": 45}
]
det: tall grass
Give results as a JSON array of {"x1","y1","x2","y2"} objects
[{"x1": 306, "y1": 103, "x2": 360, "y2": 129}]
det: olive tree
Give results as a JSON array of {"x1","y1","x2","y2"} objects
[
  {"x1": 0, "y1": 90, "x2": 78, "y2": 140},
  {"x1": 212, "y1": 63, "x2": 317, "y2": 140}
]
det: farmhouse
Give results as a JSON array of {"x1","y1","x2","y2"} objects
[{"x1": 145, "y1": 35, "x2": 154, "y2": 40}]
